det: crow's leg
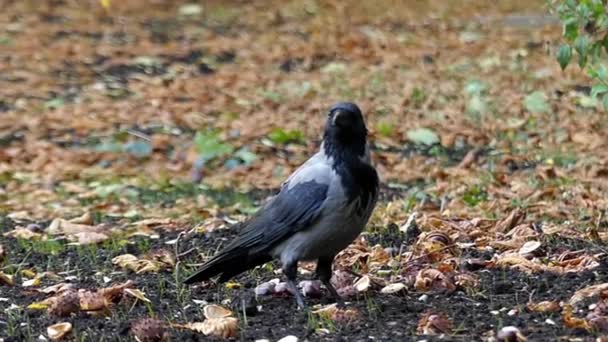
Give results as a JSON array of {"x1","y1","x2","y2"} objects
[
  {"x1": 316, "y1": 256, "x2": 345, "y2": 308},
  {"x1": 283, "y1": 260, "x2": 306, "y2": 308}
]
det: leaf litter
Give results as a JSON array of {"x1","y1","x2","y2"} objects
[{"x1": 1, "y1": 0, "x2": 608, "y2": 340}]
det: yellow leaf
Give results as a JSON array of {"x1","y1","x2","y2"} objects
[
  {"x1": 124, "y1": 288, "x2": 151, "y2": 303},
  {"x1": 22, "y1": 277, "x2": 41, "y2": 287},
  {"x1": 28, "y1": 301, "x2": 51, "y2": 310},
  {"x1": 225, "y1": 282, "x2": 241, "y2": 289},
  {"x1": 100, "y1": 0, "x2": 111, "y2": 10}
]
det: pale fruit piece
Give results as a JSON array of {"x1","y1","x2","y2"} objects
[
  {"x1": 203, "y1": 304, "x2": 233, "y2": 319},
  {"x1": 380, "y1": 283, "x2": 406, "y2": 294},
  {"x1": 353, "y1": 275, "x2": 370, "y2": 292},
  {"x1": 47, "y1": 322, "x2": 72, "y2": 341}
]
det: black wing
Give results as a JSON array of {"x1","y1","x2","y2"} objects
[{"x1": 183, "y1": 179, "x2": 328, "y2": 283}]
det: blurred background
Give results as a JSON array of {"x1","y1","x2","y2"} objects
[{"x1": 1, "y1": 0, "x2": 605, "y2": 222}]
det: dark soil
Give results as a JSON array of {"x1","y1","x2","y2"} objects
[{"x1": 1, "y1": 215, "x2": 605, "y2": 342}]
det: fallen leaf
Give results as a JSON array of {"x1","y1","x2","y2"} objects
[
  {"x1": 0, "y1": 272, "x2": 15, "y2": 286},
  {"x1": 47, "y1": 322, "x2": 72, "y2": 341},
  {"x1": 414, "y1": 269, "x2": 456, "y2": 293},
  {"x1": 570, "y1": 283, "x2": 608, "y2": 306},
  {"x1": 67, "y1": 232, "x2": 109, "y2": 245},
  {"x1": 494, "y1": 208, "x2": 525, "y2": 233},
  {"x1": 527, "y1": 300, "x2": 561, "y2": 313},
  {"x1": 563, "y1": 304, "x2": 591, "y2": 330},
  {"x1": 406, "y1": 128, "x2": 440, "y2": 146},
  {"x1": 22, "y1": 277, "x2": 41, "y2": 287},
  {"x1": 380, "y1": 283, "x2": 406, "y2": 294},
  {"x1": 416, "y1": 310, "x2": 453, "y2": 335},
  {"x1": 47, "y1": 218, "x2": 102, "y2": 235},
  {"x1": 39, "y1": 283, "x2": 76, "y2": 295},
  {"x1": 311, "y1": 303, "x2": 359, "y2": 323},
  {"x1": 79, "y1": 291, "x2": 111, "y2": 312},
  {"x1": 69, "y1": 212, "x2": 94, "y2": 225},
  {"x1": 3, "y1": 227, "x2": 42, "y2": 240},
  {"x1": 519, "y1": 240, "x2": 542, "y2": 256},
  {"x1": 124, "y1": 288, "x2": 151, "y2": 303}
]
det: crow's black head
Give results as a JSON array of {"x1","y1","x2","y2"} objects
[{"x1": 323, "y1": 102, "x2": 368, "y2": 158}]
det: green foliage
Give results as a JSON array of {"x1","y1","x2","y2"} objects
[
  {"x1": 193, "y1": 131, "x2": 234, "y2": 162},
  {"x1": 406, "y1": 128, "x2": 440, "y2": 146},
  {"x1": 524, "y1": 91, "x2": 551, "y2": 113},
  {"x1": 268, "y1": 128, "x2": 304, "y2": 145},
  {"x1": 462, "y1": 185, "x2": 488, "y2": 206},
  {"x1": 376, "y1": 121, "x2": 395, "y2": 137},
  {"x1": 550, "y1": 0, "x2": 608, "y2": 110}
]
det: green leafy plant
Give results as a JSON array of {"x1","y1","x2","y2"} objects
[
  {"x1": 193, "y1": 131, "x2": 234, "y2": 162},
  {"x1": 268, "y1": 128, "x2": 305, "y2": 145},
  {"x1": 549, "y1": 0, "x2": 608, "y2": 109}
]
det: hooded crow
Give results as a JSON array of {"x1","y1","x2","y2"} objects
[{"x1": 184, "y1": 102, "x2": 379, "y2": 308}]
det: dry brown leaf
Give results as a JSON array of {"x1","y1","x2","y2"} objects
[
  {"x1": 40, "y1": 283, "x2": 76, "y2": 295},
  {"x1": 79, "y1": 290, "x2": 111, "y2": 312},
  {"x1": 67, "y1": 231, "x2": 109, "y2": 245},
  {"x1": 454, "y1": 272, "x2": 480, "y2": 289},
  {"x1": 570, "y1": 283, "x2": 608, "y2": 306},
  {"x1": 100, "y1": 280, "x2": 134, "y2": 303},
  {"x1": 527, "y1": 300, "x2": 561, "y2": 313},
  {"x1": 47, "y1": 218, "x2": 103, "y2": 235},
  {"x1": 124, "y1": 288, "x2": 152, "y2": 303},
  {"x1": 112, "y1": 250, "x2": 174, "y2": 273},
  {"x1": 491, "y1": 254, "x2": 543, "y2": 273},
  {"x1": 131, "y1": 218, "x2": 173, "y2": 227},
  {"x1": 312, "y1": 303, "x2": 360, "y2": 323},
  {"x1": 173, "y1": 322, "x2": 207, "y2": 333},
  {"x1": 414, "y1": 269, "x2": 456, "y2": 293},
  {"x1": 563, "y1": 304, "x2": 591, "y2": 330},
  {"x1": 47, "y1": 322, "x2": 72, "y2": 341},
  {"x1": 416, "y1": 310, "x2": 453, "y2": 335},
  {"x1": 69, "y1": 212, "x2": 93, "y2": 225},
  {"x1": 200, "y1": 317, "x2": 239, "y2": 338},
  {"x1": 518, "y1": 240, "x2": 542, "y2": 256},
  {"x1": 3, "y1": 227, "x2": 42, "y2": 240},
  {"x1": 0, "y1": 272, "x2": 15, "y2": 286},
  {"x1": 494, "y1": 208, "x2": 525, "y2": 233}
]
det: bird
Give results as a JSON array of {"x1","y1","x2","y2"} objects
[{"x1": 183, "y1": 102, "x2": 379, "y2": 308}]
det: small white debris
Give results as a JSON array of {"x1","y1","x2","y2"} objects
[
  {"x1": 508, "y1": 309, "x2": 518, "y2": 316},
  {"x1": 490, "y1": 310, "x2": 500, "y2": 315},
  {"x1": 418, "y1": 294, "x2": 428, "y2": 302},
  {"x1": 545, "y1": 318, "x2": 556, "y2": 325},
  {"x1": 277, "y1": 336, "x2": 298, "y2": 342}
]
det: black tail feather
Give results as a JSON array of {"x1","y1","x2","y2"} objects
[{"x1": 183, "y1": 250, "x2": 271, "y2": 284}]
